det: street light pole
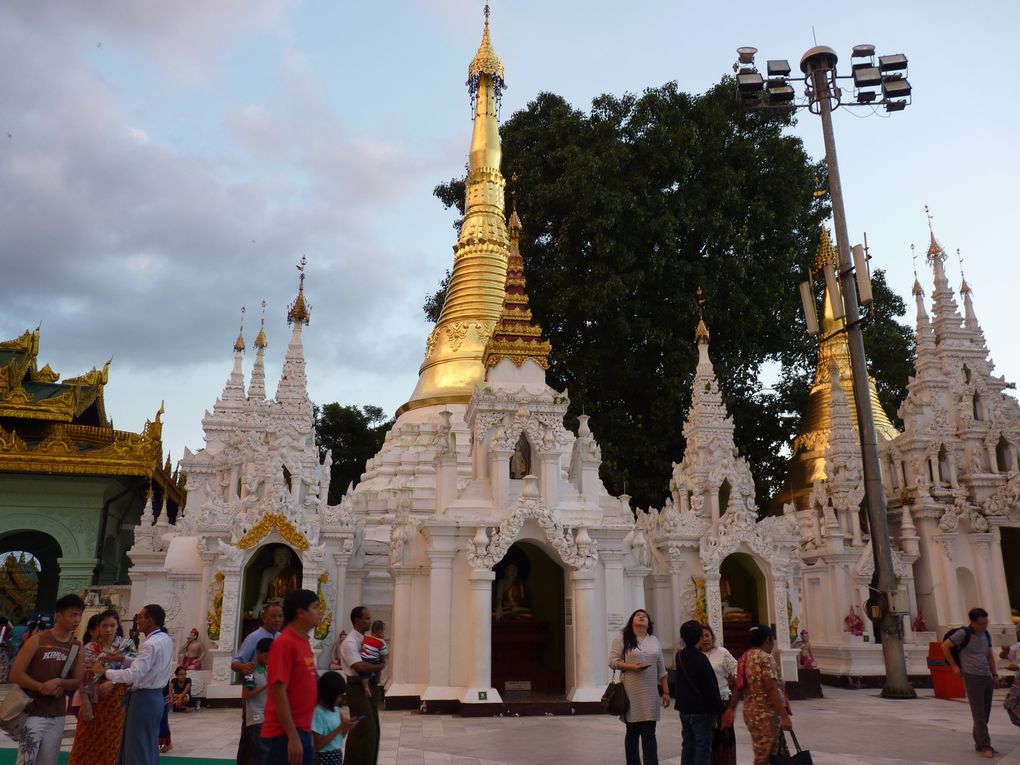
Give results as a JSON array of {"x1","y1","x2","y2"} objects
[{"x1": 800, "y1": 46, "x2": 915, "y2": 698}]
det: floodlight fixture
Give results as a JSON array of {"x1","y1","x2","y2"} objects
[
  {"x1": 737, "y1": 46, "x2": 758, "y2": 65},
  {"x1": 822, "y1": 263, "x2": 845, "y2": 320},
  {"x1": 851, "y1": 44, "x2": 876, "y2": 58},
  {"x1": 767, "y1": 59, "x2": 792, "y2": 77},
  {"x1": 856, "y1": 90, "x2": 877, "y2": 104},
  {"x1": 852, "y1": 65, "x2": 881, "y2": 88},
  {"x1": 799, "y1": 281, "x2": 819, "y2": 335},
  {"x1": 879, "y1": 53, "x2": 908, "y2": 72},
  {"x1": 766, "y1": 79, "x2": 796, "y2": 102},
  {"x1": 884, "y1": 100, "x2": 907, "y2": 112},
  {"x1": 852, "y1": 244, "x2": 873, "y2": 304},
  {"x1": 737, "y1": 70, "x2": 764, "y2": 93},
  {"x1": 882, "y1": 77, "x2": 911, "y2": 99}
]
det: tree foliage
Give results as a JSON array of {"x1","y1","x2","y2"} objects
[
  {"x1": 428, "y1": 80, "x2": 915, "y2": 510},
  {"x1": 314, "y1": 403, "x2": 393, "y2": 504}
]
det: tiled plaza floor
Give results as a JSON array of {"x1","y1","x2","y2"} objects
[{"x1": 2, "y1": 686, "x2": 1020, "y2": 763}]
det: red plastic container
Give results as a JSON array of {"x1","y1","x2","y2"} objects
[{"x1": 927, "y1": 641, "x2": 966, "y2": 699}]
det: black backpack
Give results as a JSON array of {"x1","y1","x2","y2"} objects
[{"x1": 943, "y1": 626, "x2": 991, "y2": 664}]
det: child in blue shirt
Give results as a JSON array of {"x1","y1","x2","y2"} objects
[{"x1": 312, "y1": 671, "x2": 359, "y2": 765}]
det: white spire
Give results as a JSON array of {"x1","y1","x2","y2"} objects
[
  {"x1": 822, "y1": 365, "x2": 865, "y2": 522},
  {"x1": 249, "y1": 309, "x2": 268, "y2": 400}
]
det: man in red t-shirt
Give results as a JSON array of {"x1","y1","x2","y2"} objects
[{"x1": 261, "y1": 589, "x2": 321, "y2": 765}]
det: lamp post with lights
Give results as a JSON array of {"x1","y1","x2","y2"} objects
[{"x1": 733, "y1": 44, "x2": 916, "y2": 698}]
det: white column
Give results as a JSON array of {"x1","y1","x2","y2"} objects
[
  {"x1": 385, "y1": 567, "x2": 422, "y2": 699},
  {"x1": 538, "y1": 452, "x2": 559, "y2": 506},
  {"x1": 461, "y1": 568, "x2": 501, "y2": 704},
  {"x1": 331, "y1": 550, "x2": 351, "y2": 633},
  {"x1": 422, "y1": 549, "x2": 457, "y2": 699},
  {"x1": 704, "y1": 573, "x2": 723, "y2": 650},
  {"x1": 971, "y1": 533, "x2": 996, "y2": 617},
  {"x1": 490, "y1": 451, "x2": 511, "y2": 506},
  {"x1": 601, "y1": 550, "x2": 626, "y2": 661},
  {"x1": 567, "y1": 568, "x2": 603, "y2": 702},
  {"x1": 988, "y1": 525, "x2": 1013, "y2": 622},
  {"x1": 625, "y1": 566, "x2": 651, "y2": 613}
]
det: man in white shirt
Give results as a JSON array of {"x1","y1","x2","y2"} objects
[
  {"x1": 340, "y1": 606, "x2": 383, "y2": 765},
  {"x1": 87, "y1": 604, "x2": 174, "y2": 765}
]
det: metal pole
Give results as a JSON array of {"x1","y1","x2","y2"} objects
[{"x1": 802, "y1": 48, "x2": 916, "y2": 698}]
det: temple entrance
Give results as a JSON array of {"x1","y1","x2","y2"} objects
[
  {"x1": 239, "y1": 543, "x2": 301, "y2": 645},
  {"x1": 1002, "y1": 528, "x2": 1020, "y2": 617},
  {"x1": 0, "y1": 531, "x2": 61, "y2": 621},
  {"x1": 491, "y1": 541, "x2": 565, "y2": 698},
  {"x1": 719, "y1": 552, "x2": 767, "y2": 658}
]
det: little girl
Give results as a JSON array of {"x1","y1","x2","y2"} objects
[{"x1": 312, "y1": 671, "x2": 360, "y2": 765}]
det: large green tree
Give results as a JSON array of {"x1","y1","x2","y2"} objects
[
  {"x1": 314, "y1": 404, "x2": 393, "y2": 504},
  {"x1": 429, "y1": 80, "x2": 915, "y2": 510}
]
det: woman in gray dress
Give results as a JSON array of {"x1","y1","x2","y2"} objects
[{"x1": 609, "y1": 609, "x2": 670, "y2": 765}]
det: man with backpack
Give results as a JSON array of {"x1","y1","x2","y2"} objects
[{"x1": 941, "y1": 607, "x2": 1000, "y2": 759}]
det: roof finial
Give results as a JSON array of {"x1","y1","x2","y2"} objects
[
  {"x1": 956, "y1": 248, "x2": 971, "y2": 294},
  {"x1": 924, "y1": 203, "x2": 945, "y2": 263},
  {"x1": 468, "y1": 2, "x2": 504, "y2": 95},
  {"x1": 910, "y1": 243, "x2": 923, "y2": 295},
  {"x1": 508, "y1": 171, "x2": 522, "y2": 239},
  {"x1": 695, "y1": 287, "x2": 710, "y2": 344},
  {"x1": 287, "y1": 256, "x2": 311, "y2": 326},
  {"x1": 234, "y1": 306, "x2": 246, "y2": 352},
  {"x1": 255, "y1": 299, "x2": 268, "y2": 349}
]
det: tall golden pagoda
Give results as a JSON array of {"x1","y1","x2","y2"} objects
[
  {"x1": 769, "y1": 227, "x2": 898, "y2": 512},
  {"x1": 398, "y1": 7, "x2": 511, "y2": 414}
]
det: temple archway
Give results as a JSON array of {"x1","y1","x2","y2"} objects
[
  {"x1": 0, "y1": 531, "x2": 62, "y2": 620},
  {"x1": 719, "y1": 552, "x2": 767, "y2": 658},
  {"x1": 491, "y1": 540, "x2": 565, "y2": 698},
  {"x1": 239, "y1": 543, "x2": 302, "y2": 646}
]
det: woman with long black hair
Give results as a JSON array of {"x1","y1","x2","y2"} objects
[{"x1": 609, "y1": 609, "x2": 670, "y2": 765}]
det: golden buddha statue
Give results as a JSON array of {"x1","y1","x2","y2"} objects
[
  {"x1": 494, "y1": 563, "x2": 535, "y2": 621},
  {"x1": 253, "y1": 547, "x2": 301, "y2": 614},
  {"x1": 719, "y1": 575, "x2": 753, "y2": 622}
]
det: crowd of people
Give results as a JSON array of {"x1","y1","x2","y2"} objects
[
  {"x1": 1, "y1": 591, "x2": 386, "y2": 765},
  {"x1": 610, "y1": 605, "x2": 1020, "y2": 765},
  {"x1": 4, "y1": 593, "x2": 1019, "y2": 765}
]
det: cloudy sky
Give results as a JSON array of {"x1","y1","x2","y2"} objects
[{"x1": 2, "y1": 0, "x2": 1017, "y2": 463}]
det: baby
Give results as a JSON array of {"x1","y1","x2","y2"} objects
[{"x1": 359, "y1": 620, "x2": 389, "y2": 694}]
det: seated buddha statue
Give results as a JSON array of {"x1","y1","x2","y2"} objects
[
  {"x1": 719, "y1": 575, "x2": 753, "y2": 622},
  {"x1": 253, "y1": 547, "x2": 301, "y2": 614},
  {"x1": 493, "y1": 563, "x2": 535, "y2": 621}
]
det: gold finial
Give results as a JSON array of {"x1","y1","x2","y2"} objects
[
  {"x1": 814, "y1": 226, "x2": 839, "y2": 269},
  {"x1": 910, "y1": 243, "x2": 923, "y2": 295},
  {"x1": 287, "y1": 256, "x2": 311, "y2": 326},
  {"x1": 255, "y1": 300, "x2": 268, "y2": 349},
  {"x1": 468, "y1": 3, "x2": 505, "y2": 88},
  {"x1": 956, "y1": 248, "x2": 971, "y2": 294},
  {"x1": 508, "y1": 172, "x2": 522, "y2": 239},
  {"x1": 924, "y1": 204, "x2": 945, "y2": 261},
  {"x1": 695, "y1": 287, "x2": 710, "y2": 344},
  {"x1": 234, "y1": 306, "x2": 246, "y2": 352}
]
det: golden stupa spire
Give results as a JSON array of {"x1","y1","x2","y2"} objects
[
  {"x1": 483, "y1": 189, "x2": 552, "y2": 370},
  {"x1": 399, "y1": 5, "x2": 511, "y2": 413},
  {"x1": 287, "y1": 256, "x2": 311, "y2": 326},
  {"x1": 768, "y1": 226, "x2": 898, "y2": 513},
  {"x1": 234, "y1": 306, "x2": 246, "y2": 352},
  {"x1": 694, "y1": 287, "x2": 710, "y2": 344},
  {"x1": 254, "y1": 300, "x2": 268, "y2": 349}
]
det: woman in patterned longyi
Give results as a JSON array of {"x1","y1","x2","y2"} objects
[
  {"x1": 721, "y1": 624, "x2": 793, "y2": 765},
  {"x1": 609, "y1": 609, "x2": 671, "y2": 765}
]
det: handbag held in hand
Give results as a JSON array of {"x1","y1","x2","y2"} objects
[
  {"x1": 770, "y1": 729, "x2": 813, "y2": 765},
  {"x1": 601, "y1": 670, "x2": 629, "y2": 717}
]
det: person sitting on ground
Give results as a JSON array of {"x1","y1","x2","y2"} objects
[
  {"x1": 170, "y1": 666, "x2": 193, "y2": 712},
  {"x1": 312, "y1": 671, "x2": 360, "y2": 765},
  {"x1": 357, "y1": 620, "x2": 389, "y2": 696}
]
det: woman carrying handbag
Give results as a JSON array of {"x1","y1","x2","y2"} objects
[{"x1": 609, "y1": 610, "x2": 670, "y2": 765}]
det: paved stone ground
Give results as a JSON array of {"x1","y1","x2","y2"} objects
[{"x1": 2, "y1": 686, "x2": 1020, "y2": 763}]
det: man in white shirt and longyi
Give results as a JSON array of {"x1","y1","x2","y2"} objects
[{"x1": 87, "y1": 604, "x2": 174, "y2": 765}]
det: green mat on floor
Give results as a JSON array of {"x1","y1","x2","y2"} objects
[{"x1": 0, "y1": 752, "x2": 232, "y2": 765}]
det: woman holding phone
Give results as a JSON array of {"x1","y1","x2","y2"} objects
[{"x1": 609, "y1": 609, "x2": 670, "y2": 765}]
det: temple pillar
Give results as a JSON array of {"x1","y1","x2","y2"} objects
[
  {"x1": 538, "y1": 451, "x2": 559, "y2": 506},
  {"x1": 56, "y1": 557, "x2": 97, "y2": 597},
  {"x1": 970, "y1": 533, "x2": 997, "y2": 618},
  {"x1": 932, "y1": 534, "x2": 961, "y2": 625},
  {"x1": 849, "y1": 508, "x2": 863, "y2": 547},
  {"x1": 461, "y1": 568, "x2": 501, "y2": 704},
  {"x1": 567, "y1": 567, "x2": 603, "y2": 701},
  {"x1": 331, "y1": 550, "x2": 351, "y2": 635},
  {"x1": 386, "y1": 565, "x2": 422, "y2": 698},
  {"x1": 704, "y1": 572, "x2": 723, "y2": 649},
  {"x1": 651, "y1": 574, "x2": 671, "y2": 650},
  {"x1": 625, "y1": 565, "x2": 651, "y2": 614},
  {"x1": 435, "y1": 449, "x2": 459, "y2": 513},
  {"x1": 988, "y1": 525, "x2": 1013, "y2": 622},
  {"x1": 346, "y1": 568, "x2": 367, "y2": 612},
  {"x1": 668, "y1": 556, "x2": 686, "y2": 650},
  {"x1": 490, "y1": 450, "x2": 511, "y2": 507},
  {"x1": 422, "y1": 548, "x2": 457, "y2": 698},
  {"x1": 601, "y1": 550, "x2": 626, "y2": 658},
  {"x1": 709, "y1": 490, "x2": 721, "y2": 525}
]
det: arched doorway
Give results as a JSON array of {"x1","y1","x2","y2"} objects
[
  {"x1": 491, "y1": 541, "x2": 565, "y2": 698},
  {"x1": 239, "y1": 543, "x2": 302, "y2": 646},
  {"x1": 719, "y1": 552, "x2": 767, "y2": 658},
  {"x1": 0, "y1": 531, "x2": 62, "y2": 621}
]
